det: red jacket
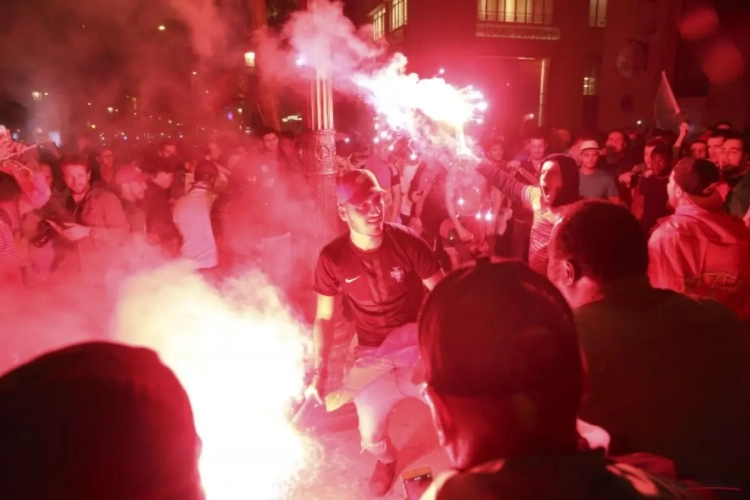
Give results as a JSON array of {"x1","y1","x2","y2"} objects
[{"x1": 648, "y1": 203, "x2": 750, "y2": 321}]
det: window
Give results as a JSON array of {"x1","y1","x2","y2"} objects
[
  {"x1": 589, "y1": 0, "x2": 607, "y2": 27},
  {"x1": 391, "y1": 0, "x2": 408, "y2": 30},
  {"x1": 371, "y1": 5, "x2": 386, "y2": 40},
  {"x1": 478, "y1": 0, "x2": 554, "y2": 25},
  {"x1": 583, "y1": 55, "x2": 601, "y2": 96}
]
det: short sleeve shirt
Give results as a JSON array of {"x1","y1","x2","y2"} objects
[
  {"x1": 579, "y1": 170, "x2": 618, "y2": 200},
  {"x1": 314, "y1": 223, "x2": 441, "y2": 347}
]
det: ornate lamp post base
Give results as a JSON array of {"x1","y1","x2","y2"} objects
[{"x1": 299, "y1": 53, "x2": 359, "y2": 433}]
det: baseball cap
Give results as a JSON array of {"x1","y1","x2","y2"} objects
[
  {"x1": 336, "y1": 168, "x2": 387, "y2": 206},
  {"x1": 579, "y1": 139, "x2": 600, "y2": 153},
  {"x1": 672, "y1": 158, "x2": 721, "y2": 197},
  {"x1": 113, "y1": 164, "x2": 147, "y2": 186},
  {"x1": 0, "y1": 342, "x2": 201, "y2": 499},
  {"x1": 418, "y1": 259, "x2": 582, "y2": 397}
]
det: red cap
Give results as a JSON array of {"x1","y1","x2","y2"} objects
[{"x1": 335, "y1": 169, "x2": 386, "y2": 206}]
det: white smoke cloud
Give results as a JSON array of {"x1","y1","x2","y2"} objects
[
  {"x1": 112, "y1": 263, "x2": 314, "y2": 499},
  {"x1": 0, "y1": 246, "x2": 318, "y2": 500},
  {"x1": 256, "y1": 0, "x2": 485, "y2": 149}
]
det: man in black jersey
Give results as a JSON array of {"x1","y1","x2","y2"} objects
[{"x1": 306, "y1": 169, "x2": 443, "y2": 496}]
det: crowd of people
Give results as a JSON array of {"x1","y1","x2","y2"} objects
[
  {"x1": 0, "y1": 126, "x2": 308, "y2": 287},
  {"x1": 0, "y1": 116, "x2": 749, "y2": 499}
]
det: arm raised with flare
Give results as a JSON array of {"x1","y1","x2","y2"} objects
[{"x1": 476, "y1": 160, "x2": 541, "y2": 212}]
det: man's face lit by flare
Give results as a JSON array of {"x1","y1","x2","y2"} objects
[
  {"x1": 340, "y1": 193, "x2": 385, "y2": 237},
  {"x1": 605, "y1": 131, "x2": 627, "y2": 157},
  {"x1": 488, "y1": 144, "x2": 503, "y2": 162},
  {"x1": 707, "y1": 136, "x2": 725, "y2": 164},
  {"x1": 719, "y1": 139, "x2": 747, "y2": 177},
  {"x1": 207, "y1": 142, "x2": 221, "y2": 161},
  {"x1": 643, "y1": 145, "x2": 656, "y2": 170},
  {"x1": 99, "y1": 149, "x2": 115, "y2": 170},
  {"x1": 547, "y1": 227, "x2": 577, "y2": 307},
  {"x1": 62, "y1": 163, "x2": 90, "y2": 196},
  {"x1": 161, "y1": 144, "x2": 177, "y2": 158},
  {"x1": 540, "y1": 160, "x2": 562, "y2": 205},
  {"x1": 580, "y1": 150, "x2": 599, "y2": 170},
  {"x1": 279, "y1": 137, "x2": 296, "y2": 159},
  {"x1": 528, "y1": 138, "x2": 546, "y2": 162},
  {"x1": 262, "y1": 133, "x2": 279, "y2": 154},
  {"x1": 690, "y1": 141, "x2": 707, "y2": 160},
  {"x1": 121, "y1": 181, "x2": 147, "y2": 202},
  {"x1": 40, "y1": 163, "x2": 54, "y2": 189}
]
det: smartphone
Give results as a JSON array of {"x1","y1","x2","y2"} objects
[{"x1": 402, "y1": 467, "x2": 433, "y2": 500}]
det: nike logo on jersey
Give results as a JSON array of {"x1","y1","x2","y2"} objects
[{"x1": 345, "y1": 276, "x2": 361, "y2": 283}]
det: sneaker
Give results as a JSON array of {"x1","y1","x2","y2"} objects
[{"x1": 368, "y1": 460, "x2": 397, "y2": 497}]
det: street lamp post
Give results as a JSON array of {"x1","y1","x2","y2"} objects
[
  {"x1": 304, "y1": 57, "x2": 338, "y2": 241},
  {"x1": 296, "y1": 0, "x2": 358, "y2": 433}
]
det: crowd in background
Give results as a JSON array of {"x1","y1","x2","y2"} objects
[{"x1": 0, "y1": 115, "x2": 749, "y2": 498}]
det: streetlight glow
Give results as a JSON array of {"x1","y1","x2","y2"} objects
[
  {"x1": 158, "y1": 25, "x2": 166, "y2": 31},
  {"x1": 244, "y1": 52, "x2": 256, "y2": 67}
]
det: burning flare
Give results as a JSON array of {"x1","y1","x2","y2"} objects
[{"x1": 112, "y1": 265, "x2": 311, "y2": 500}]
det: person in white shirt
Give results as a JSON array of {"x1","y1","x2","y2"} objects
[{"x1": 173, "y1": 160, "x2": 219, "y2": 272}]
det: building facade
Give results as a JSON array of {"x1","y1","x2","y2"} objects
[{"x1": 350, "y1": 0, "x2": 747, "y2": 133}]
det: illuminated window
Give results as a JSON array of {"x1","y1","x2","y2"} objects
[
  {"x1": 391, "y1": 0, "x2": 408, "y2": 30},
  {"x1": 371, "y1": 5, "x2": 386, "y2": 40},
  {"x1": 589, "y1": 0, "x2": 607, "y2": 27},
  {"x1": 583, "y1": 55, "x2": 601, "y2": 96},
  {"x1": 478, "y1": 0, "x2": 554, "y2": 25}
]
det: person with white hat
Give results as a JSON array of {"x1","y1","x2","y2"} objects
[{"x1": 578, "y1": 139, "x2": 619, "y2": 203}]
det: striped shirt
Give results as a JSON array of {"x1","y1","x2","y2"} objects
[
  {"x1": 0, "y1": 217, "x2": 22, "y2": 286},
  {"x1": 519, "y1": 186, "x2": 563, "y2": 275}
]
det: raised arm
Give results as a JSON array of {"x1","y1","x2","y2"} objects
[{"x1": 476, "y1": 160, "x2": 538, "y2": 211}]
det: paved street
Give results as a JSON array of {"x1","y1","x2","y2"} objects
[{"x1": 290, "y1": 398, "x2": 449, "y2": 499}]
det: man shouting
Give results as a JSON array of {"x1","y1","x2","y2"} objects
[{"x1": 306, "y1": 169, "x2": 443, "y2": 496}]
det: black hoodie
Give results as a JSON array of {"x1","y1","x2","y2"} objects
[{"x1": 477, "y1": 154, "x2": 581, "y2": 274}]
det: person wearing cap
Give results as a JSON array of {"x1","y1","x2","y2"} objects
[
  {"x1": 648, "y1": 157, "x2": 750, "y2": 321},
  {"x1": 173, "y1": 160, "x2": 220, "y2": 272},
  {"x1": 476, "y1": 153, "x2": 581, "y2": 275},
  {"x1": 418, "y1": 259, "x2": 697, "y2": 499},
  {"x1": 547, "y1": 200, "x2": 750, "y2": 489},
  {"x1": 0, "y1": 342, "x2": 204, "y2": 499},
  {"x1": 113, "y1": 163, "x2": 148, "y2": 234},
  {"x1": 306, "y1": 169, "x2": 443, "y2": 496},
  {"x1": 578, "y1": 139, "x2": 619, "y2": 203}
]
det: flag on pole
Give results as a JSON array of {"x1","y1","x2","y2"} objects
[{"x1": 654, "y1": 71, "x2": 684, "y2": 132}]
